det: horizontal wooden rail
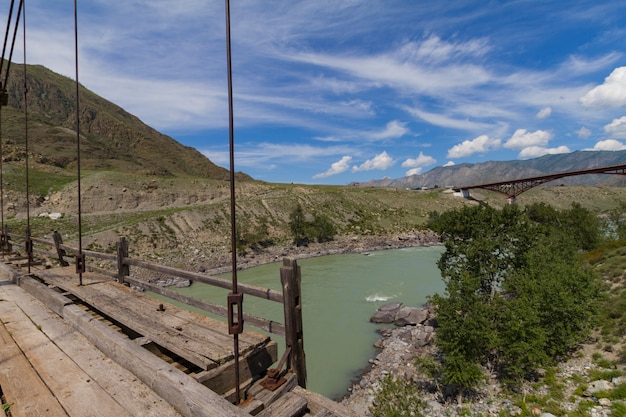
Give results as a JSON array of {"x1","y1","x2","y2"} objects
[
  {"x1": 5, "y1": 231, "x2": 307, "y2": 386},
  {"x1": 125, "y1": 276, "x2": 285, "y2": 336},
  {"x1": 123, "y1": 257, "x2": 283, "y2": 303}
]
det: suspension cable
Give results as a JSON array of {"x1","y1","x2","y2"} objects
[
  {"x1": 0, "y1": 0, "x2": 17, "y2": 77},
  {"x1": 73, "y1": 0, "x2": 84, "y2": 284},
  {"x1": 224, "y1": 0, "x2": 243, "y2": 405},
  {"x1": 0, "y1": 1, "x2": 17, "y2": 254},
  {"x1": 0, "y1": 0, "x2": 22, "y2": 254},
  {"x1": 4, "y1": 0, "x2": 22, "y2": 93},
  {"x1": 21, "y1": 0, "x2": 32, "y2": 272}
]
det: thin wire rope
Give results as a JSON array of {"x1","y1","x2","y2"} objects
[
  {"x1": 0, "y1": 0, "x2": 17, "y2": 76},
  {"x1": 224, "y1": 0, "x2": 241, "y2": 404},
  {"x1": 4, "y1": 0, "x2": 22, "y2": 92},
  {"x1": 21, "y1": 0, "x2": 30, "y2": 273},
  {"x1": 73, "y1": 0, "x2": 83, "y2": 285},
  {"x1": 0, "y1": 0, "x2": 21, "y2": 254}
]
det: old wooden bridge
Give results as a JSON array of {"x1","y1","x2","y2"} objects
[
  {"x1": 0, "y1": 1, "x2": 363, "y2": 415},
  {"x1": 0, "y1": 232, "x2": 362, "y2": 417}
]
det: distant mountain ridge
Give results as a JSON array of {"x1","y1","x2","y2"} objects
[
  {"x1": 360, "y1": 150, "x2": 626, "y2": 189},
  {"x1": 1, "y1": 62, "x2": 249, "y2": 180}
]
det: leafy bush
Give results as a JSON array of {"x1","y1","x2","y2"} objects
[
  {"x1": 371, "y1": 374, "x2": 425, "y2": 417},
  {"x1": 428, "y1": 203, "x2": 602, "y2": 398}
]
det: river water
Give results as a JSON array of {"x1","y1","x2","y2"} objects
[{"x1": 166, "y1": 245, "x2": 445, "y2": 399}]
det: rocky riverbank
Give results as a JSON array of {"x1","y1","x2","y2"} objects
[
  {"x1": 342, "y1": 303, "x2": 622, "y2": 417},
  {"x1": 140, "y1": 230, "x2": 441, "y2": 286}
]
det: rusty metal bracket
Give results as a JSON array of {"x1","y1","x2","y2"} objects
[
  {"x1": 261, "y1": 346, "x2": 291, "y2": 391},
  {"x1": 75, "y1": 253, "x2": 86, "y2": 274},
  {"x1": 227, "y1": 292, "x2": 244, "y2": 334}
]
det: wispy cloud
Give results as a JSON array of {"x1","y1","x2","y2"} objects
[{"x1": 8, "y1": 1, "x2": 626, "y2": 183}]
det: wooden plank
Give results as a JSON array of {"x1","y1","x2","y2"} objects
[
  {"x1": 292, "y1": 387, "x2": 362, "y2": 417},
  {"x1": 241, "y1": 373, "x2": 298, "y2": 414},
  {"x1": 0, "y1": 311, "x2": 68, "y2": 417},
  {"x1": 16, "y1": 274, "x2": 73, "y2": 316},
  {"x1": 4, "y1": 278, "x2": 183, "y2": 417},
  {"x1": 0, "y1": 293, "x2": 134, "y2": 417},
  {"x1": 1, "y1": 264, "x2": 251, "y2": 417},
  {"x1": 61, "y1": 304, "x2": 251, "y2": 417},
  {"x1": 194, "y1": 339, "x2": 278, "y2": 395},
  {"x1": 256, "y1": 392, "x2": 308, "y2": 417},
  {"x1": 36, "y1": 269, "x2": 270, "y2": 370},
  {"x1": 313, "y1": 411, "x2": 337, "y2": 417}
]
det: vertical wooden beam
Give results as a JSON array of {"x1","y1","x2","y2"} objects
[
  {"x1": 280, "y1": 258, "x2": 306, "y2": 388},
  {"x1": 52, "y1": 231, "x2": 69, "y2": 266},
  {"x1": 1, "y1": 224, "x2": 11, "y2": 253},
  {"x1": 116, "y1": 237, "x2": 129, "y2": 284}
]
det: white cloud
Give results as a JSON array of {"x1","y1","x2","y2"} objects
[
  {"x1": 536, "y1": 107, "x2": 552, "y2": 119},
  {"x1": 576, "y1": 127, "x2": 592, "y2": 139},
  {"x1": 504, "y1": 129, "x2": 553, "y2": 150},
  {"x1": 405, "y1": 168, "x2": 423, "y2": 176},
  {"x1": 518, "y1": 145, "x2": 570, "y2": 159},
  {"x1": 401, "y1": 152, "x2": 436, "y2": 168},
  {"x1": 580, "y1": 66, "x2": 626, "y2": 107},
  {"x1": 313, "y1": 156, "x2": 353, "y2": 179},
  {"x1": 447, "y1": 135, "x2": 501, "y2": 158},
  {"x1": 397, "y1": 35, "x2": 490, "y2": 64},
  {"x1": 444, "y1": 161, "x2": 456, "y2": 167},
  {"x1": 352, "y1": 151, "x2": 395, "y2": 172},
  {"x1": 368, "y1": 120, "x2": 409, "y2": 141},
  {"x1": 403, "y1": 106, "x2": 495, "y2": 132},
  {"x1": 604, "y1": 116, "x2": 626, "y2": 139},
  {"x1": 587, "y1": 139, "x2": 626, "y2": 151}
]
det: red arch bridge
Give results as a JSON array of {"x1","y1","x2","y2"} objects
[{"x1": 458, "y1": 163, "x2": 626, "y2": 202}]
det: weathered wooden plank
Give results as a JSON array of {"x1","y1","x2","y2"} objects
[
  {"x1": 0, "y1": 311, "x2": 68, "y2": 417},
  {"x1": 6, "y1": 277, "x2": 183, "y2": 417},
  {"x1": 16, "y1": 274, "x2": 73, "y2": 316},
  {"x1": 256, "y1": 392, "x2": 308, "y2": 417},
  {"x1": 313, "y1": 410, "x2": 337, "y2": 417},
  {"x1": 36, "y1": 269, "x2": 269, "y2": 370},
  {"x1": 292, "y1": 387, "x2": 362, "y2": 417},
  {"x1": 0, "y1": 294, "x2": 133, "y2": 416},
  {"x1": 61, "y1": 303, "x2": 251, "y2": 417},
  {"x1": 241, "y1": 373, "x2": 299, "y2": 414},
  {"x1": 194, "y1": 340, "x2": 278, "y2": 395}
]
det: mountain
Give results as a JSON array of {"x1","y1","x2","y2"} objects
[
  {"x1": 361, "y1": 151, "x2": 626, "y2": 189},
  {"x1": 1, "y1": 62, "x2": 249, "y2": 180}
]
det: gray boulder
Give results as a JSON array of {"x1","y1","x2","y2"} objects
[
  {"x1": 394, "y1": 307, "x2": 429, "y2": 326},
  {"x1": 370, "y1": 302, "x2": 404, "y2": 323}
]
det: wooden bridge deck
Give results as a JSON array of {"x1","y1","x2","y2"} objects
[{"x1": 0, "y1": 261, "x2": 363, "y2": 417}]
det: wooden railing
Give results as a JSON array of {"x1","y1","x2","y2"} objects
[{"x1": 5, "y1": 230, "x2": 307, "y2": 388}]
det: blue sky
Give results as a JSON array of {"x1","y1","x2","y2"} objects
[{"x1": 5, "y1": 1, "x2": 626, "y2": 184}]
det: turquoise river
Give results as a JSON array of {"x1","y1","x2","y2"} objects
[{"x1": 161, "y1": 245, "x2": 445, "y2": 400}]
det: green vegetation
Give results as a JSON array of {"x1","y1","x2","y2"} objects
[
  {"x1": 288, "y1": 203, "x2": 337, "y2": 246},
  {"x1": 370, "y1": 374, "x2": 424, "y2": 417},
  {"x1": 427, "y1": 203, "x2": 603, "y2": 402}
]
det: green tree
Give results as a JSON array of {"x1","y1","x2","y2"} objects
[
  {"x1": 427, "y1": 203, "x2": 601, "y2": 396},
  {"x1": 311, "y1": 214, "x2": 336, "y2": 243},
  {"x1": 289, "y1": 203, "x2": 309, "y2": 246},
  {"x1": 289, "y1": 204, "x2": 337, "y2": 245}
]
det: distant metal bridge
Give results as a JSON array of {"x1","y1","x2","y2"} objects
[{"x1": 460, "y1": 163, "x2": 626, "y2": 202}]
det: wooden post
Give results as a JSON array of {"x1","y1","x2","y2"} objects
[
  {"x1": 52, "y1": 231, "x2": 69, "y2": 266},
  {"x1": 0, "y1": 224, "x2": 10, "y2": 253},
  {"x1": 280, "y1": 258, "x2": 306, "y2": 388},
  {"x1": 117, "y1": 237, "x2": 129, "y2": 284}
]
